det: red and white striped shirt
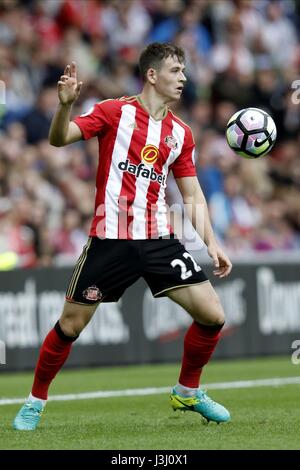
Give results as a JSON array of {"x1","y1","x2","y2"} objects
[{"x1": 73, "y1": 96, "x2": 196, "y2": 239}]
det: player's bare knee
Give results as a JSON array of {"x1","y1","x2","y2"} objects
[
  {"x1": 210, "y1": 300, "x2": 225, "y2": 326},
  {"x1": 211, "y1": 313, "x2": 225, "y2": 327},
  {"x1": 59, "y1": 316, "x2": 84, "y2": 337},
  {"x1": 192, "y1": 296, "x2": 225, "y2": 326},
  {"x1": 59, "y1": 308, "x2": 86, "y2": 337},
  {"x1": 199, "y1": 314, "x2": 225, "y2": 327},
  {"x1": 59, "y1": 301, "x2": 96, "y2": 337}
]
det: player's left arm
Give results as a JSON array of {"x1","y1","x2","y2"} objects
[{"x1": 175, "y1": 176, "x2": 232, "y2": 278}]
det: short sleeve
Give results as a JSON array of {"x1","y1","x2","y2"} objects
[
  {"x1": 171, "y1": 127, "x2": 196, "y2": 178},
  {"x1": 72, "y1": 100, "x2": 113, "y2": 140}
]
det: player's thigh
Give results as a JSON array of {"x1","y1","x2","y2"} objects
[
  {"x1": 166, "y1": 282, "x2": 225, "y2": 326},
  {"x1": 59, "y1": 300, "x2": 100, "y2": 337}
]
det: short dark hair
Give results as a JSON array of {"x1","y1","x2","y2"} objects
[{"x1": 139, "y1": 42, "x2": 185, "y2": 82}]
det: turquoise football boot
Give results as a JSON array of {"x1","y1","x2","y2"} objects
[
  {"x1": 170, "y1": 388, "x2": 230, "y2": 423},
  {"x1": 13, "y1": 400, "x2": 44, "y2": 430}
]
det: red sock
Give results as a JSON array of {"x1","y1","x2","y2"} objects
[
  {"x1": 32, "y1": 322, "x2": 77, "y2": 400},
  {"x1": 179, "y1": 321, "x2": 223, "y2": 388}
]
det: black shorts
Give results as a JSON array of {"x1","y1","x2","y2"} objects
[{"x1": 65, "y1": 236, "x2": 208, "y2": 304}]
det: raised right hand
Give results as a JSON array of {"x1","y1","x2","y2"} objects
[{"x1": 57, "y1": 61, "x2": 83, "y2": 105}]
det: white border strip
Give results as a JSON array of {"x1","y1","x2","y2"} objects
[{"x1": 1, "y1": 376, "x2": 300, "y2": 406}]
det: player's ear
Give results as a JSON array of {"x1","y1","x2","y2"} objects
[{"x1": 147, "y1": 68, "x2": 157, "y2": 85}]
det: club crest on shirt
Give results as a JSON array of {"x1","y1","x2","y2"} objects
[
  {"x1": 83, "y1": 285, "x2": 102, "y2": 301},
  {"x1": 164, "y1": 135, "x2": 178, "y2": 150},
  {"x1": 140, "y1": 144, "x2": 159, "y2": 165}
]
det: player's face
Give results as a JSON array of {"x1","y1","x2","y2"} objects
[{"x1": 153, "y1": 56, "x2": 187, "y2": 102}]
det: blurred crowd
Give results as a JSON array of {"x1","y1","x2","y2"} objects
[{"x1": 0, "y1": 0, "x2": 300, "y2": 268}]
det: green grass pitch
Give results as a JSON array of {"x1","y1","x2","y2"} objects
[{"x1": 0, "y1": 356, "x2": 300, "y2": 450}]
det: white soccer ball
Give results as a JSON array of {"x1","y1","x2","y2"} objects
[{"x1": 226, "y1": 107, "x2": 277, "y2": 159}]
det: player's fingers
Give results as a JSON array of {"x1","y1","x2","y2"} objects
[
  {"x1": 64, "y1": 64, "x2": 70, "y2": 76},
  {"x1": 220, "y1": 256, "x2": 231, "y2": 268},
  {"x1": 213, "y1": 267, "x2": 224, "y2": 275},
  {"x1": 213, "y1": 257, "x2": 231, "y2": 275},
  {"x1": 70, "y1": 61, "x2": 76, "y2": 78},
  {"x1": 219, "y1": 264, "x2": 232, "y2": 278},
  {"x1": 214, "y1": 270, "x2": 226, "y2": 278},
  {"x1": 57, "y1": 81, "x2": 66, "y2": 87},
  {"x1": 76, "y1": 81, "x2": 83, "y2": 93},
  {"x1": 224, "y1": 259, "x2": 232, "y2": 272},
  {"x1": 60, "y1": 75, "x2": 69, "y2": 82},
  {"x1": 226, "y1": 264, "x2": 232, "y2": 275},
  {"x1": 213, "y1": 271, "x2": 221, "y2": 277}
]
